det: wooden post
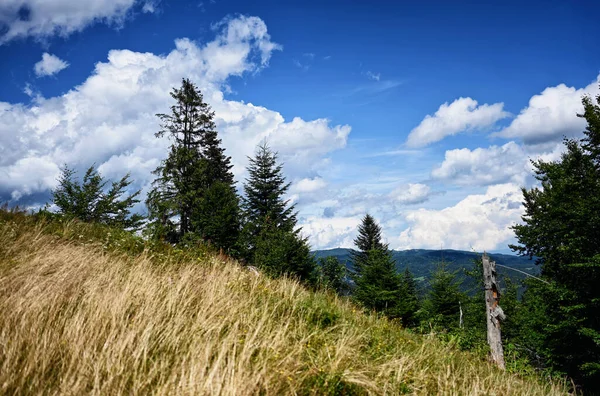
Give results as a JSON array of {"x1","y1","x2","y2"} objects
[{"x1": 482, "y1": 252, "x2": 506, "y2": 369}]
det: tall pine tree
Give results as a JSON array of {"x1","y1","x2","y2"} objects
[
  {"x1": 353, "y1": 248, "x2": 402, "y2": 318},
  {"x1": 243, "y1": 143, "x2": 296, "y2": 236},
  {"x1": 146, "y1": 78, "x2": 239, "y2": 251},
  {"x1": 242, "y1": 143, "x2": 315, "y2": 281},
  {"x1": 351, "y1": 214, "x2": 387, "y2": 275},
  {"x1": 351, "y1": 215, "x2": 404, "y2": 319},
  {"x1": 510, "y1": 92, "x2": 600, "y2": 392}
]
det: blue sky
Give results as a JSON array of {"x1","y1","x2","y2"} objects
[{"x1": 1, "y1": 0, "x2": 599, "y2": 252}]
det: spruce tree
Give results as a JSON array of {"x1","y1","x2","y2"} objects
[
  {"x1": 193, "y1": 181, "x2": 240, "y2": 254},
  {"x1": 146, "y1": 78, "x2": 239, "y2": 250},
  {"x1": 351, "y1": 214, "x2": 387, "y2": 274},
  {"x1": 52, "y1": 165, "x2": 143, "y2": 230},
  {"x1": 397, "y1": 267, "x2": 420, "y2": 327},
  {"x1": 353, "y1": 249, "x2": 402, "y2": 318},
  {"x1": 351, "y1": 215, "x2": 403, "y2": 318},
  {"x1": 318, "y1": 256, "x2": 350, "y2": 295},
  {"x1": 420, "y1": 263, "x2": 463, "y2": 330},
  {"x1": 242, "y1": 143, "x2": 315, "y2": 282},
  {"x1": 253, "y1": 223, "x2": 315, "y2": 281},
  {"x1": 509, "y1": 93, "x2": 600, "y2": 392},
  {"x1": 243, "y1": 143, "x2": 296, "y2": 236}
]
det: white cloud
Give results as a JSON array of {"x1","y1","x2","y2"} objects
[
  {"x1": 406, "y1": 97, "x2": 509, "y2": 147},
  {"x1": 291, "y1": 177, "x2": 327, "y2": 194},
  {"x1": 494, "y1": 75, "x2": 600, "y2": 145},
  {"x1": 141, "y1": 0, "x2": 158, "y2": 13},
  {"x1": 430, "y1": 138, "x2": 571, "y2": 187},
  {"x1": 432, "y1": 142, "x2": 530, "y2": 186},
  {"x1": 366, "y1": 71, "x2": 380, "y2": 81},
  {"x1": 395, "y1": 183, "x2": 523, "y2": 251},
  {"x1": 389, "y1": 183, "x2": 431, "y2": 205},
  {"x1": 0, "y1": 0, "x2": 153, "y2": 44},
  {"x1": 1, "y1": 156, "x2": 61, "y2": 200},
  {"x1": 206, "y1": 15, "x2": 282, "y2": 79},
  {"x1": 34, "y1": 53, "x2": 69, "y2": 77},
  {"x1": 0, "y1": 15, "x2": 349, "y2": 207},
  {"x1": 301, "y1": 215, "x2": 362, "y2": 250}
]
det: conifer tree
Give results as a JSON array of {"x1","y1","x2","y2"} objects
[
  {"x1": 146, "y1": 78, "x2": 239, "y2": 250},
  {"x1": 397, "y1": 267, "x2": 420, "y2": 327},
  {"x1": 509, "y1": 92, "x2": 600, "y2": 392},
  {"x1": 318, "y1": 256, "x2": 349, "y2": 295},
  {"x1": 351, "y1": 214, "x2": 387, "y2": 274},
  {"x1": 353, "y1": 249, "x2": 402, "y2": 318},
  {"x1": 52, "y1": 165, "x2": 143, "y2": 230},
  {"x1": 253, "y1": 223, "x2": 315, "y2": 281},
  {"x1": 193, "y1": 181, "x2": 240, "y2": 253},
  {"x1": 351, "y1": 215, "x2": 403, "y2": 318},
  {"x1": 419, "y1": 263, "x2": 463, "y2": 330},
  {"x1": 241, "y1": 143, "x2": 315, "y2": 281},
  {"x1": 243, "y1": 143, "x2": 296, "y2": 236}
]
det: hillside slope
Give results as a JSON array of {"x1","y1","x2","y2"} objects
[{"x1": 0, "y1": 212, "x2": 567, "y2": 395}]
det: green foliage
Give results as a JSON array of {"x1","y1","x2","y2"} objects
[
  {"x1": 350, "y1": 214, "x2": 420, "y2": 324},
  {"x1": 510, "y1": 92, "x2": 600, "y2": 393},
  {"x1": 146, "y1": 78, "x2": 239, "y2": 252},
  {"x1": 191, "y1": 181, "x2": 240, "y2": 254},
  {"x1": 397, "y1": 267, "x2": 420, "y2": 327},
  {"x1": 242, "y1": 143, "x2": 315, "y2": 282},
  {"x1": 242, "y1": 143, "x2": 296, "y2": 239},
  {"x1": 51, "y1": 164, "x2": 143, "y2": 230},
  {"x1": 253, "y1": 222, "x2": 316, "y2": 282},
  {"x1": 299, "y1": 293, "x2": 342, "y2": 330},
  {"x1": 419, "y1": 263, "x2": 464, "y2": 331},
  {"x1": 350, "y1": 214, "x2": 386, "y2": 275},
  {"x1": 317, "y1": 256, "x2": 350, "y2": 295},
  {"x1": 353, "y1": 249, "x2": 402, "y2": 318}
]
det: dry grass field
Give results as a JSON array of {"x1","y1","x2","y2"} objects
[{"x1": 0, "y1": 210, "x2": 569, "y2": 395}]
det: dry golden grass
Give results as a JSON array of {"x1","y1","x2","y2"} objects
[{"x1": 0, "y1": 213, "x2": 569, "y2": 395}]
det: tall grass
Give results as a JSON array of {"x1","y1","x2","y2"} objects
[{"x1": 0, "y1": 211, "x2": 568, "y2": 395}]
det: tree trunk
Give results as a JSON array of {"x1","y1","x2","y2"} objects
[{"x1": 483, "y1": 253, "x2": 506, "y2": 369}]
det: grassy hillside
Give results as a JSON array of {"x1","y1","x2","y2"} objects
[{"x1": 0, "y1": 210, "x2": 568, "y2": 395}]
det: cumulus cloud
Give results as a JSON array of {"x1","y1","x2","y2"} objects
[
  {"x1": 1, "y1": 156, "x2": 61, "y2": 200},
  {"x1": 0, "y1": 15, "x2": 349, "y2": 208},
  {"x1": 389, "y1": 183, "x2": 432, "y2": 205},
  {"x1": 406, "y1": 97, "x2": 509, "y2": 147},
  {"x1": 395, "y1": 183, "x2": 523, "y2": 251},
  {"x1": 494, "y1": 74, "x2": 600, "y2": 145},
  {"x1": 206, "y1": 15, "x2": 282, "y2": 80},
  {"x1": 291, "y1": 177, "x2": 327, "y2": 194},
  {"x1": 0, "y1": 0, "x2": 153, "y2": 44},
  {"x1": 34, "y1": 53, "x2": 69, "y2": 77},
  {"x1": 300, "y1": 215, "x2": 362, "y2": 250},
  {"x1": 431, "y1": 142, "x2": 530, "y2": 186}
]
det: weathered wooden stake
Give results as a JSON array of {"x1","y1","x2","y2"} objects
[{"x1": 482, "y1": 252, "x2": 506, "y2": 369}]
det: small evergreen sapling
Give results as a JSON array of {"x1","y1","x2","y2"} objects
[{"x1": 52, "y1": 165, "x2": 143, "y2": 230}]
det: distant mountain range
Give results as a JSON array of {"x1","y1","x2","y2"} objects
[{"x1": 313, "y1": 248, "x2": 539, "y2": 294}]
